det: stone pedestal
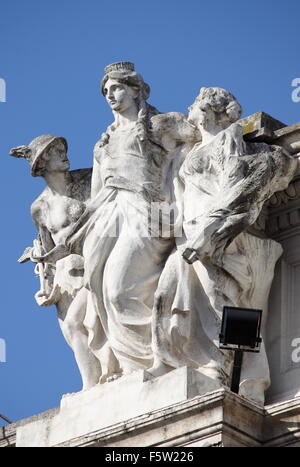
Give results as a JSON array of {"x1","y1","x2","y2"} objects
[
  {"x1": 1, "y1": 367, "x2": 300, "y2": 447},
  {"x1": 15, "y1": 367, "x2": 220, "y2": 447}
]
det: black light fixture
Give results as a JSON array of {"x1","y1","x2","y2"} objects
[{"x1": 219, "y1": 306, "x2": 262, "y2": 394}]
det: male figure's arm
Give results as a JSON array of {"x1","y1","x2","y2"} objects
[
  {"x1": 90, "y1": 141, "x2": 103, "y2": 199},
  {"x1": 151, "y1": 112, "x2": 200, "y2": 152}
]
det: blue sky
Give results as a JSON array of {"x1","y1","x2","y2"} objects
[{"x1": 0, "y1": 0, "x2": 299, "y2": 426}]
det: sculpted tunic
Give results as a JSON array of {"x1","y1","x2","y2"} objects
[
  {"x1": 152, "y1": 123, "x2": 296, "y2": 396},
  {"x1": 68, "y1": 123, "x2": 176, "y2": 375}
]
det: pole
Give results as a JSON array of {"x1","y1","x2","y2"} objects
[{"x1": 231, "y1": 349, "x2": 243, "y2": 394}]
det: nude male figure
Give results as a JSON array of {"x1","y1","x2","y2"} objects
[{"x1": 10, "y1": 135, "x2": 106, "y2": 389}]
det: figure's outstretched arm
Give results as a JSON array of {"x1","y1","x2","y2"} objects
[
  {"x1": 91, "y1": 142, "x2": 103, "y2": 198},
  {"x1": 31, "y1": 243, "x2": 70, "y2": 264},
  {"x1": 38, "y1": 225, "x2": 55, "y2": 254},
  {"x1": 151, "y1": 113, "x2": 200, "y2": 152}
]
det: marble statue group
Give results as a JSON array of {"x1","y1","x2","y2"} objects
[{"x1": 10, "y1": 62, "x2": 297, "y2": 406}]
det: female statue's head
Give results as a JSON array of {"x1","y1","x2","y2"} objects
[
  {"x1": 188, "y1": 87, "x2": 242, "y2": 131},
  {"x1": 99, "y1": 62, "x2": 159, "y2": 144},
  {"x1": 101, "y1": 62, "x2": 150, "y2": 113}
]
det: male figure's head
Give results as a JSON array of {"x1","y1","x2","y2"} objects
[{"x1": 10, "y1": 135, "x2": 69, "y2": 177}]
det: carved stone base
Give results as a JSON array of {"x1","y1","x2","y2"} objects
[
  {"x1": 15, "y1": 367, "x2": 221, "y2": 447},
  {"x1": 1, "y1": 368, "x2": 300, "y2": 447}
]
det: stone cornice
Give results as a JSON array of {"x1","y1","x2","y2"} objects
[{"x1": 239, "y1": 113, "x2": 300, "y2": 230}]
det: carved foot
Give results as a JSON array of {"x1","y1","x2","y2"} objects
[
  {"x1": 107, "y1": 373, "x2": 122, "y2": 383},
  {"x1": 99, "y1": 372, "x2": 122, "y2": 384},
  {"x1": 147, "y1": 361, "x2": 173, "y2": 378}
]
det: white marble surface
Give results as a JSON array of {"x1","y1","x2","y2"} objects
[
  {"x1": 16, "y1": 367, "x2": 220, "y2": 447},
  {"x1": 10, "y1": 63, "x2": 299, "y2": 408}
]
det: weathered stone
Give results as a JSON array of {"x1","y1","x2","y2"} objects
[
  {"x1": 149, "y1": 87, "x2": 296, "y2": 407},
  {"x1": 10, "y1": 138, "x2": 102, "y2": 391},
  {"x1": 8, "y1": 63, "x2": 300, "y2": 445},
  {"x1": 273, "y1": 122, "x2": 300, "y2": 155},
  {"x1": 2, "y1": 387, "x2": 300, "y2": 447},
  {"x1": 241, "y1": 111, "x2": 285, "y2": 143},
  {"x1": 15, "y1": 368, "x2": 221, "y2": 447}
]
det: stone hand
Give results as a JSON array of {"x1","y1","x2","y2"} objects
[
  {"x1": 31, "y1": 244, "x2": 70, "y2": 264},
  {"x1": 34, "y1": 291, "x2": 55, "y2": 307}
]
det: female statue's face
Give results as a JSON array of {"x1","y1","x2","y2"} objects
[
  {"x1": 44, "y1": 142, "x2": 70, "y2": 173},
  {"x1": 103, "y1": 78, "x2": 138, "y2": 113},
  {"x1": 188, "y1": 100, "x2": 214, "y2": 128}
]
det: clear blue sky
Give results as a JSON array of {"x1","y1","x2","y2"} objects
[{"x1": 0, "y1": 0, "x2": 299, "y2": 426}]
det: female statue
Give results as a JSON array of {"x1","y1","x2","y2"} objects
[
  {"x1": 38, "y1": 62, "x2": 197, "y2": 380},
  {"x1": 78, "y1": 62, "x2": 200, "y2": 378},
  {"x1": 149, "y1": 87, "x2": 296, "y2": 405}
]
